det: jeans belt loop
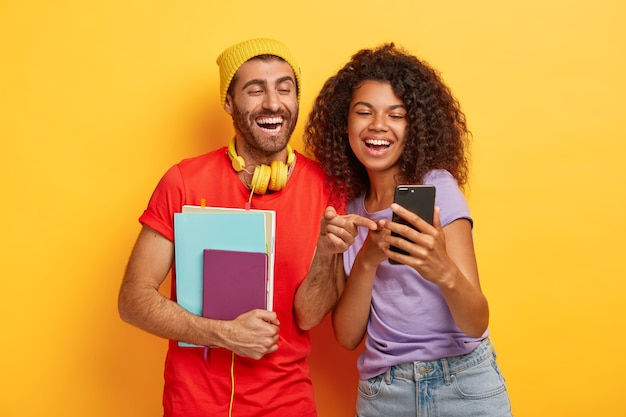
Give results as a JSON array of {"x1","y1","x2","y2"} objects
[
  {"x1": 384, "y1": 366, "x2": 392, "y2": 384},
  {"x1": 441, "y1": 357, "x2": 452, "y2": 385}
]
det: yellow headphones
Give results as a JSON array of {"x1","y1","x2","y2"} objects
[{"x1": 227, "y1": 138, "x2": 295, "y2": 195}]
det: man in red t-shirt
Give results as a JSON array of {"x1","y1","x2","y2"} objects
[{"x1": 118, "y1": 38, "x2": 376, "y2": 417}]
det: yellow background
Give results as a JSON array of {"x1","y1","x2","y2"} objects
[{"x1": 1, "y1": 0, "x2": 625, "y2": 416}]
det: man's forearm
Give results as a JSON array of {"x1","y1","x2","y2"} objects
[
  {"x1": 294, "y1": 251, "x2": 339, "y2": 331},
  {"x1": 119, "y1": 283, "x2": 223, "y2": 347}
]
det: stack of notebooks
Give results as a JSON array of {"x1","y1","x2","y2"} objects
[{"x1": 173, "y1": 205, "x2": 276, "y2": 347}]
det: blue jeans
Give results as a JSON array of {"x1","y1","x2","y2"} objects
[{"x1": 356, "y1": 338, "x2": 512, "y2": 417}]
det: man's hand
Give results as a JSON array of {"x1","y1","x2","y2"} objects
[
  {"x1": 317, "y1": 206, "x2": 378, "y2": 255},
  {"x1": 220, "y1": 309, "x2": 280, "y2": 360}
]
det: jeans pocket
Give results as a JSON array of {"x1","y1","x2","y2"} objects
[
  {"x1": 451, "y1": 356, "x2": 507, "y2": 399},
  {"x1": 357, "y1": 374, "x2": 385, "y2": 400}
]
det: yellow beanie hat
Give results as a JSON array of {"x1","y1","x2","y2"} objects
[{"x1": 216, "y1": 38, "x2": 301, "y2": 107}]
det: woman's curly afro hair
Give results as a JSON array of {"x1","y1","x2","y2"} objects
[{"x1": 304, "y1": 43, "x2": 470, "y2": 204}]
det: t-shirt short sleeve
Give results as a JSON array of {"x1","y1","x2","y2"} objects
[{"x1": 424, "y1": 169, "x2": 472, "y2": 228}]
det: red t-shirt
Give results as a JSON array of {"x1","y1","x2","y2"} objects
[{"x1": 139, "y1": 147, "x2": 332, "y2": 417}]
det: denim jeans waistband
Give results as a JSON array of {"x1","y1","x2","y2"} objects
[{"x1": 383, "y1": 338, "x2": 495, "y2": 385}]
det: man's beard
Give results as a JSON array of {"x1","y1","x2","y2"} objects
[{"x1": 231, "y1": 104, "x2": 298, "y2": 158}]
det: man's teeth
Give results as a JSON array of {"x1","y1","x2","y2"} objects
[
  {"x1": 257, "y1": 117, "x2": 283, "y2": 125},
  {"x1": 365, "y1": 139, "x2": 390, "y2": 146},
  {"x1": 257, "y1": 117, "x2": 283, "y2": 133}
]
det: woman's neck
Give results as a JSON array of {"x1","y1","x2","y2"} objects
[{"x1": 364, "y1": 170, "x2": 403, "y2": 212}]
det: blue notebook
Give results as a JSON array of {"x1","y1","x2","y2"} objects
[
  {"x1": 173, "y1": 212, "x2": 267, "y2": 318},
  {"x1": 179, "y1": 205, "x2": 276, "y2": 311}
]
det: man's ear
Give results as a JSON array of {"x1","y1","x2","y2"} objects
[{"x1": 224, "y1": 94, "x2": 234, "y2": 115}]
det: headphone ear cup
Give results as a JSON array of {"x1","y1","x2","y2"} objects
[
  {"x1": 268, "y1": 160, "x2": 288, "y2": 191},
  {"x1": 231, "y1": 155, "x2": 246, "y2": 172},
  {"x1": 227, "y1": 139, "x2": 246, "y2": 172},
  {"x1": 250, "y1": 164, "x2": 271, "y2": 195},
  {"x1": 286, "y1": 144, "x2": 295, "y2": 166}
]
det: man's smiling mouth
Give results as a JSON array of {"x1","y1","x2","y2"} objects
[{"x1": 256, "y1": 116, "x2": 284, "y2": 133}]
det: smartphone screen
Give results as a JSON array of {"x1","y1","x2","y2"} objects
[{"x1": 389, "y1": 185, "x2": 436, "y2": 264}]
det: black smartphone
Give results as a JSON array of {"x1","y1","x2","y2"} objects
[{"x1": 389, "y1": 185, "x2": 436, "y2": 265}]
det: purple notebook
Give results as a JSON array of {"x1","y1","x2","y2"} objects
[{"x1": 202, "y1": 249, "x2": 268, "y2": 320}]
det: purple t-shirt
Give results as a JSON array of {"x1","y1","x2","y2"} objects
[{"x1": 343, "y1": 170, "x2": 488, "y2": 379}]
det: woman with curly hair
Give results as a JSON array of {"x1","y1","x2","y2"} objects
[{"x1": 304, "y1": 43, "x2": 512, "y2": 416}]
